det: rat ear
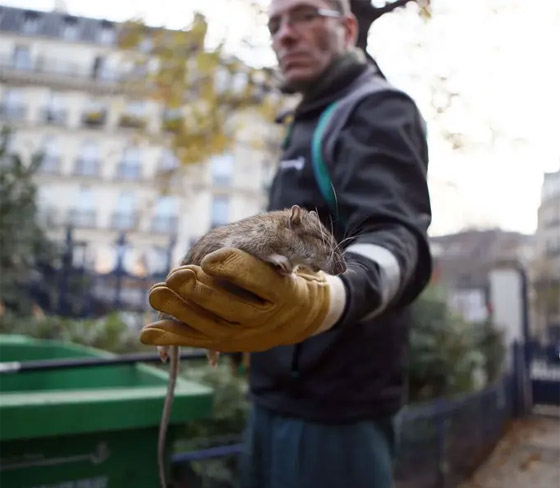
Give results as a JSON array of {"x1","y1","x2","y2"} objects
[
  {"x1": 289, "y1": 205, "x2": 302, "y2": 226},
  {"x1": 309, "y1": 210, "x2": 318, "y2": 219}
]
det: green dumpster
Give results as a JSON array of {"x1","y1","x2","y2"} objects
[{"x1": 0, "y1": 334, "x2": 213, "y2": 488}]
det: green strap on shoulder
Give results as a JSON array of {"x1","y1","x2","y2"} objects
[{"x1": 311, "y1": 101, "x2": 347, "y2": 229}]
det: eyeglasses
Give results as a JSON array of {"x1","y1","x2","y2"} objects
[{"x1": 268, "y1": 7, "x2": 342, "y2": 37}]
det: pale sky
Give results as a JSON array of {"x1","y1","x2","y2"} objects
[{"x1": 6, "y1": 0, "x2": 560, "y2": 236}]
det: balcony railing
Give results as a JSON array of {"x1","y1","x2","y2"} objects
[
  {"x1": 68, "y1": 209, "x2": 97, "y2": 228},
  {"x1": 110, "y1": 212, "x2": 138, "y2": 230},
  {"x1": 0, "y1": 56, "x2": 145, "y2": 89},
  {"x1": 0, "y1": 104, "x2": 27, "y2": 122},
  {"x1": 73, "y1": 158, "x2": 100, "y2": 177},
  {"x1": 151, "y1": 216, "x2": 178, "y2": 234},
  {"x1": 38, "y1": 156, "x2": 61, "y2": 175},
  {"x1": 212, "y1": 175, "x2": 232, "y2": 187},
  {"x1": 115, "y1": 162, "x2": 142, "y2": 180},
  {"x1": 81, "y1": 110, "x2": 107, "y2": 128},
  {"x1": 162, "y1": 117, "x2": 182, "y2": 132},
  {"x1": 41, "y1": 108, "x2": 68, "y2": 125},
  {"x1": 118, "y1": 114, "x2": 147, "y2": 129}
]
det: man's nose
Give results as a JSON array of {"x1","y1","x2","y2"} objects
[{"x1": 273, "y1": 18, "x2": 299, "y2": 44}]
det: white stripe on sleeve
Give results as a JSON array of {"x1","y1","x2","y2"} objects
[{"x1": 345, "y1": 243, "x2": 402, "y2": 320}]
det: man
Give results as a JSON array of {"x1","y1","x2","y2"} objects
[{"x1": 141, "y1": 0, "x2": 432, "y2": 486}]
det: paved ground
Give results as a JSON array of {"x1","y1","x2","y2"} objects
[{"x1": 459, "y1": 410, "x2": 560, "y2": 488}]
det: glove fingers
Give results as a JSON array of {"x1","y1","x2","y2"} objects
[
  {"x1": 166, "y1": 267, "x2": 271, "y2": 326},
  {"x1": 200, "y1": 248, "x2": 287, "y2": 301},
  {"x1": 148, "y1": 284, "x2": 236, "y2": 340},
  {"x1": 140, "y1": 319, "x2": 215, "y2": 348}
]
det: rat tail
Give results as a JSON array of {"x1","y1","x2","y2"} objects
[{"x1": 159, "y1": 345, "x2": 179, "y2": 488}]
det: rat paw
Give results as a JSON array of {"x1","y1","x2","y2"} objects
[
  {"x1": 207, "y1": 350, "x2": 220, "y2": 367},
  {"x1": 157, "y1": 346, "x2": 169, "y2": 363}
]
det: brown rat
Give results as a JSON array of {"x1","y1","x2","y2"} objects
[
  {"x1": 156, "y1": 204, "x2": 346, "y2": 488},
  {"x1": 184, "y1": 204, "x2": 347, "y2": 275}
]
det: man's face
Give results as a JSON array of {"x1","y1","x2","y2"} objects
[{"x1": 268, "y1": 0, "x2": 357, "y2": 91}]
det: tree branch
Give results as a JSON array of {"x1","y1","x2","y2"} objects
[
  {"x1": 374, "y1": 0, "x2": 414, "y2": 17},
  {"x1": 350, "y1": 0, "x2": 418, "y2": 62},
  {"x1": 351, "y1": 0, "x2": 414, "y2": 23}
]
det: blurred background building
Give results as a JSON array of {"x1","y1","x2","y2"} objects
[
  {"x1": 531, "y1": 169, "x2": 560, "y2": 342},
  {"x1": 429, "y1": 229, "x2": 534, "y2": 324},
  {"x1": 0, "y1": 5, "x2": 276, "y2": 298}
]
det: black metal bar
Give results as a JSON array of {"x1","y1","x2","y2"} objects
[
  {"x1": 172, "y1": 443, "x2": 243, "y2": 463},
  {"x1": 0, "y1": 350, "x2": 209, "y2": 374}
]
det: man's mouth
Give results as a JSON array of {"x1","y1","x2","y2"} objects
[{"x1": 281, "y1": 52, "x2": 309, "y2": 70}]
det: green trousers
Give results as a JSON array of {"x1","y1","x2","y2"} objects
[{"x1": 239, "y1": 403, "x2": 396, "y2": 488}]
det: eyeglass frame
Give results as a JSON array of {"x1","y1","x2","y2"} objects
[{"x1": 267, "y1": 6, "x2": 342, "y2": 37}]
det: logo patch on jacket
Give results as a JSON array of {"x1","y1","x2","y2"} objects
[{"x1": 279, "y1": 156, "x2": 305, "y2": 171}]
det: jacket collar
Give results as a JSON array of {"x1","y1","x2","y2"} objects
[{"x1": 284, "y1": 48, "x2": 377, "y2": 121}]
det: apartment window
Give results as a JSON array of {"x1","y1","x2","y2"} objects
[
  {"x1": 147, "y1": 246, "x2": 168, "y2": 275},
  {"x1": 13, "y1": 45, "x2": 32, "y2": 71},
  {"x1": 138, "y1": 37, "x2": 153, "y2": 54},
  {"x1": 75, "y1": 140, "x2": 100, "y2": 176},
  {"x1": 162, "y1": 107, "x2": 182, "y2": 132},
  {"x1": 211, "y1": 195, "x2": 230, "y2": 227},
  {"x1": 98, "y1": 22, "x2": 115, "y2": 45},
  {"x1": 542, "y1": 206, "x2": 559, "y2": 228},
  {"x1": 62, "y1": 17, "x2": 79, "y2": 41},
  {"x1": 152, "y1": 196, "x2": 178, "y2": 233},
  {"x1": 546, "y1": 236, "x2": 560, "y2": 257},
  {"x1": 43, "y1": 91, "x2": 67, "y2": 124},
  {"x1": 39, "y1": 137, "x2": 60, "y2": 174},
  {"x1": 120, "y1": 101, "x2": 146, "y2": 129},
  {"x1": 92, "y1": 55, "x2": 110, "y2": 81},
  {"x1": 210, "y1": 154, "x2": 234, "y2": 187},
  {"x1": 70, "y1": 187, "x2": 96, "y2": 227},
  {"x1": 112, "y1": 192, "x2": 137, "y2": 230},
  {"x1": 117, "y1": 146, "x2": 141, "y2": 180},
  {"x1": 0, "y1": 88, "x2": 26, "y2": 121},
  {"x1": 160, "y1": 149, "x2": 178, "y2": 172},
  {"x1": 1, "y1": 131, "x2": 15, "y2": 159},
  {"x1": 36, "y1": 187, "x2": 57, "y2": 226},
  {"x1": 22, "y1": 12, "x2": 40, "y2": 35},
  {"x1": 82, "y1": 99, "x2": 107, "y2": 127}
]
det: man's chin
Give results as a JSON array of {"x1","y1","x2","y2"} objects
[{"x1": 281, "y1": 67, "x2": 318, "y2": 93}]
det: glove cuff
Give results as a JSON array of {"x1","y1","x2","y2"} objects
[{"x1": 312, "y1": 275, "x2": 347, "y2": 335}]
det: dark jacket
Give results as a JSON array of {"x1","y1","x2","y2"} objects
[{"x1": 248, "y1": 54, "x2": 432, "y2": 423}]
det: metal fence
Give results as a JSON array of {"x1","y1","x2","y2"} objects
[
  {"x1": 170, "y1": 375, "x2": 514, "y2": 488},
  {"x1": 26, "y1": 226, "x2": 172, "y2": 318},
  {"x1": 527, "y1": 341, "x2": 560, "y2": 407},
  {"x1": 394, "y1": 375, "x2": 512, "y2": 488}
]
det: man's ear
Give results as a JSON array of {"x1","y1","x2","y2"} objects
[{"x1": 343, "y1": 13, "x2": 359, "y2": 47}]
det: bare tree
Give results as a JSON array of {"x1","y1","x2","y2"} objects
[{"x1": 350, "y1": 0, "x2": 431, "y2": 59}]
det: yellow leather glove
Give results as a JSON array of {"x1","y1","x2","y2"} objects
[{"x1": 140, "y1": 248, "x2": 347, "y2": 352}]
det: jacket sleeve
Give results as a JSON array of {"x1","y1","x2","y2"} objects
[{"x1": 331, "y1": 90, "x2": 432, "y2": 326}]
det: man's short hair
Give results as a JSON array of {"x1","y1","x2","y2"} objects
[{"x1": 325, "y1": 0, "x2": 351, "y2": 15}]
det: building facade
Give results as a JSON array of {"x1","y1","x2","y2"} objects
[
  {"x1": 0, "y1": 6, "x2": 278, "y2": 291},
  {"x1": 531, "y1": 169, "x2": 560, "y2": 342},
  {"x1": 429, "y1": 229, "x2": 535, "y2": 324}
]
